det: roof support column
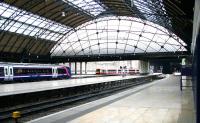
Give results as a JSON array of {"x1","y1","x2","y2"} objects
[
  {"x1": 75, "y1": 62, "x2": 77, "y2": 75},
  {"x1": 194, "y1": 32, "x2": 200, "y2": 123},
  {"x1": 192, "y1": 0, "x2": 200, "y2": 122},
  {"x1": 139, "y1": 60, "x2": 149, "y2": 74},
  {"x1": 69, "y1": 62, "x2": 71, "y2": 68},
  {"x1": 85, "y1": 62, "x2": 87, "y2": 74},
  {"x1": 80, "y1": 62, "x2": 82, "y2": 75}
]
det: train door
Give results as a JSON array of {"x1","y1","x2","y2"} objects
[
  {"x1": 9, "y1": 66, "x2": 13, "y2": 80},
  {"x1": 52, "y1": 67, "x2": 58, "y2": 78},
  {"x1": 55, "y1": 67, "x2": 58, "y2": 78},
  {"x1": 4, "y1": 66, "x2": 9, "y2": 81},
  {"x1": 52, "y1": 67, "x2": 55, "y2": 78},
  {"x1": 4, "y1": 66, "x2": 13, "y2": 81}
]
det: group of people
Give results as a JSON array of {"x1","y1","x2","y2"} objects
[{"x1": 120, "y1": 66, "x2": 127, "y2": 77}]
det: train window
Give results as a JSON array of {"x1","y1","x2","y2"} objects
[
  {"x1": 38, "y1": 69, "x2": 41, "y2": 74},
  {"x1": 46, "y1": 69, "x2": 48, "y2": 74},
  {"x1": 25, "y1": 69, "x2": 27, "y2": 73},
  {"x1": 48, "y1": 69, "x2": 51, "y2": 74},
  {"x1": 0, "y1": 67, "x2": 4, "y2": 76},
  {"x1": 36, "y1": 69, "x2": 38, "y2": 74},
  {"x1": 55, "y1": 69, "x2": 58, "y2": 74},
  {"x1": 44, "y1": 69, "x2": 49, "y2": 74},
  {"x1": 19, "y1": 69, "x2": 22, "y2": 74},
  {"x1": 5, "y1": 68, "x2": 8, "y2": 75},
  {"x1": 16, "y1": 69, "x2": 21, "y2": 75},
  {"x1": 32, "y1": 69, "x2": 36, "y2": 74},
  {"x1": 40, "y1": 69, "x2": 43, "y2": 74},
  {"x1": 58, "y1": 68, "x2": 66, "y2": 74},
  {"x1": 10, "y1": 68, "x2": 13, "y2": 75},
  {"x1": 30, "y1": 69, "x2": 32, "y2": 74},
  {"x1": 27, "y1": 69, "x2": 31, "y2": 74},
  {"x1": 31, "y1": 69, "x2": 34, "y2": 74},
  {"x1": 43, "y1": 69, "x2": 45, "y2": 74},
  {"x1": 22, "y1": 69, "x2": 25, "y2": 74}
]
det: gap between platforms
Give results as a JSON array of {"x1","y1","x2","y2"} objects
[{"x1": 28, "y1": 75, "x2": 169, "y2": 123}]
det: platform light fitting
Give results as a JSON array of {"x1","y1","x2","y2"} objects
[
  {"x1": 35, "y1": 36, "x2": 38, "y2": 40},
  {"x1": 62, "y1": 12, "x2": 65, "y2": 17}
]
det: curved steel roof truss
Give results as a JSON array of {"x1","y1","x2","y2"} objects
[{"x1": 51, "y1": 16, "x2": 186, "y2": 57}]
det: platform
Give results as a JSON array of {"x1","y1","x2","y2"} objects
[
  {"x1": 71, "y1": 74, "x2": 104, "y2": 79},
  {"x1": 0, "y1": 73, "x2": 161, "y2": 96},
  {"x1": 29, "y1": 75, "x2": 195, "y2": 123}
]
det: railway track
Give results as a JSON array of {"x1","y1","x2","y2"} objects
[{"x1": 0, "y1": 77, "x2": 162, "y2": 122}]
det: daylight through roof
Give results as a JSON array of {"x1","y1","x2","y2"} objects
[
  {"x1": 51, "y1": 16, "x2": 187, "y2": 56},
  {"x1": 0, "y1": 2, "x2": 71, "y2": 42}
]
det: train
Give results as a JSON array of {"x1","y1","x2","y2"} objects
[
  {"x1": 96, "y1": 68, "x2": 140, "y2": 75},
  {"x1": 0, "y1": 63, "x2": 71, "y2": 82}
]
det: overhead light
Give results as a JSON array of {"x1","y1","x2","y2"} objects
[{"x1": 62, "y1": 12, "x2": 65, "y2": 17}]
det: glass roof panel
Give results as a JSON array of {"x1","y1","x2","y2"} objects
[
  {"x1": 100, "y1": 42, "x2": 107, "y2": 49},
  {"x1": 99, "y1": 49, "x2": 107, "y2": 54},
  {"x1": 164, "y1": 44, "x2": 176, "y2": 52},
  {"x1": 131, "y1": 0, "x2": 172, "y2": 29},
  {"x1": 63, "y1": 0, "x2": 105, "y2": 16},
  {"x1": 141, "y1": 32, "x2": 154, "y2": 40},
  {"x1": 115, "y1": 49, "x2": 124, "y2": 54},
  {"x1": 167, "y1": 38, "x2": 180, "y2": 45},
  {"x1": 51, "y1": 16, "x2": 187, "y2": 56},
  {"x1": 0, "y1": 3, "x2": 71, "y2": 41},
  {"x1": 91, "y1": 45, "x2": 99, "y2": 51},
  {"x1": 128, "y1": 33, "x2": 140, "y2": 41},
  {"x1": 132, "y1": 0, "x2": 156, "y2": 20},
  {"x1": 125, "y1": 45, "x2": 134, "y2": 52},
  {"x1": 137, "y1": 42, "x2": 148, "y2": 50},
  {"x1": 117, "y1": 43, "x2": 126, "y2": 50},
  {"x1": 118, "y1": 32, "x2": 129, "y2": 39},
  {"x1": 159, "y1": 48, "x2": 167, "y2": 52},
  {"x1": 146, "y1": 47, "x2": 157, "y2": 52},
  {"x1": 98, "y1": 31, "x2": 107, "y2": 39},
  {"x1": 143, "y1": 25, "x2": 157, "y2": 33},
  {"x1": 135, "y1": 48, "x2": 144, "y2": 53}
]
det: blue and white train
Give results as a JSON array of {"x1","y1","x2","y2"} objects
[{"x1": 0, "y1": 63, "x2": 71, "y2": 82}]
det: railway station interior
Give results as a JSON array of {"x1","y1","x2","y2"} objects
[{"x1": 0, "y1": 0, "x2": 199, "y2": 123}]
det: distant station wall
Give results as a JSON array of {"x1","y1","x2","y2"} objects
[{"x1": 61, "y1": 60, "x2": 149, "y2": 74}]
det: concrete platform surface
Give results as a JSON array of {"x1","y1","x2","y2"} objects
[
  {"x1": 71, "y1": 74, "x2": 101, "y2": 78},
  {"x1": 28, "y1": 75, "x2": 195, "y2": 123},
  {"x1": 0, "y1": 74, "x2": 160, "y2": 96}
]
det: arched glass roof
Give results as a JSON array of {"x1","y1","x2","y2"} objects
[
  {"x1": 50, "y1": 16, "x2": 187, "y2": 56},
  {"x1": 62, "y1": 0, "x2": 105, "y2": 16},
  {"x1": 0, "y1": 3, "x2": 71, "y2": 42}
]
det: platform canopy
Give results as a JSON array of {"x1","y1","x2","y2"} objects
[{"x1": 0, "y1": 0, "x2": 194, "y2": 62}]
